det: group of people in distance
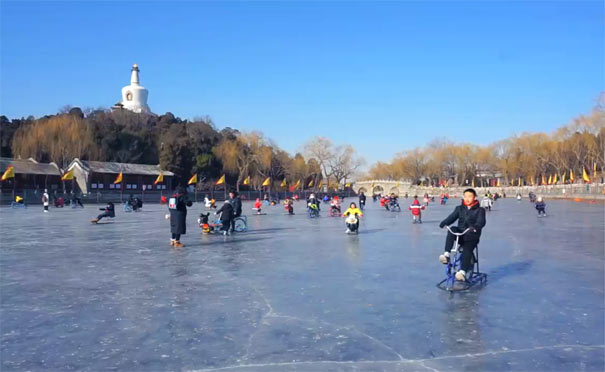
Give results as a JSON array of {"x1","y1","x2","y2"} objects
[
  {"x1": 81, "y1": 182, "x2": 498, "y2": 283},
  {"x1": 81, "y1": 183, "x2": 497, "y2": 284}
]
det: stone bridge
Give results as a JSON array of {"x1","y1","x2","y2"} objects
[{"x1": 352, "y1": 180, "x2": 413, "y2": 196}]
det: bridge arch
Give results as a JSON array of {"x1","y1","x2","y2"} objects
[{"x1": 372, "y1": 185, "x2": 384, "y2": 195}]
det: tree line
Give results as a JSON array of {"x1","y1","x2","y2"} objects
[
  {"x1": 366, "y1": 106, "x2": 604, "y2": 186},
  {"x1": 1, "y1": 107, "x2": 364, "y2": 190}
]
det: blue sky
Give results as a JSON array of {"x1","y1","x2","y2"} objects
[{"x1": 1, "y1": 1, "x2": 603, "y2": 164}]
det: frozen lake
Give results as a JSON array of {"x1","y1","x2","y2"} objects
[{"x1": 1, "y1": 197, "x2": 604, "y2": 371}]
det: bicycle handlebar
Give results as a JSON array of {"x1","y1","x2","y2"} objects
[{"x1": 445, "y1": 226, "x2": 472, "y2": 235}]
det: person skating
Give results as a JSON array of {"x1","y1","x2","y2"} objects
[
  {"x1": 480, "y1": 194, "x2": 493, "y2": 211},
  {"x1": 283, "y1": 197, "x2": 294, "y2": 215},
  {"x1": 423, "y1": 193, "x2": 430, "y2": 207},
  {"x1": 253, "y1": 198, "x2": 263, "y2": 214},
  {"x1": 91, "y1": 202, "x2": 115, "y2": 223},
  {"x1": 307, "y1": 193, "x2": 320, "y2": 211},
  {"x1": 229, "y1": 190, "x2": 242, "y2": 232},
  {"x1": 535, "y1": 196, "x2": 547, "y2": 216},
  {"x1": 42, "y1": 189, "x2": 50, "y2": 213},
  {"x1": 388, "y1": 193, "x2": 400, "y2": 210},
  {"x1": 215, "y1": 199, "x2": 234, "y2": 235},
  {"x1": 55, "y1": 196, "x2": 64, "y2": 208},
  {"x1": 127, "y1": 194, "x2": 141, "y2": 212},
  {"x1": 438, "y1": 188, "x2": 486, "y2": 281},
  {"x1": 342, "y1": 202, "x2": 363, "y2": 233},
  {"x1": 168, "y1": 186, "x2": 193, "y2": 247},
  {"x1": 358, "y1": 191, "x2": 366, "y2": 210},
  {"x1": 330, "y1": 196, "x2": 341, "y2": 214},
  {"x1": 409, "y1": 196, "x2": 425, "y2": 223}
]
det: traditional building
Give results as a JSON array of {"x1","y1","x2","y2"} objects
[
  {"x1": 66, "y1": 159, "x2": 173, "y2": 195},
  {"x1": 0, "y1": 157, "x2": 62, "y2": 191}
]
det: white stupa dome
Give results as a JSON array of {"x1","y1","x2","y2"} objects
[{"x1": 120, "y1": 64, "x2": 151, "y2": 114}]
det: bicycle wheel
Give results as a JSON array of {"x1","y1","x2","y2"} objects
[{"x1": 234, "y1": 217, "x2": 247, "y2": 232}]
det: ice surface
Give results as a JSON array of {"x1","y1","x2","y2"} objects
[{"x1": 1, "y1": 198, "x2": 603, "y2": 371}]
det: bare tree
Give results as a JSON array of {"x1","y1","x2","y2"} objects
[
  {"x1": 327, "y1": 145, "x2": 365, "y2": 188},
  {"x1": 304, "y1": 137, "x2": 335, "y2": 188}
]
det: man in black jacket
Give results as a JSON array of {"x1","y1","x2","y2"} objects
[
  {"x1": 91, "y1": 202, "x2": 115, "y2": 223},
  {"x1": 229, "y1": 190, "x2": 242, "y2": 233},
  {"x1": 438, "y1": 188, "x2": 486, "y2": 281}
]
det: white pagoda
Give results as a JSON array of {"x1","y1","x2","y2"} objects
[{"x1": 113, "y1": 64, "x2": 151, "y2": 114}]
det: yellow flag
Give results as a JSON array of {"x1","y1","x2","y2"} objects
[
  {"x1": 472, "y1": 179, "x2": 475, "y2": 187},
  {"x1": 345, "y1": 182, "x2": 351, "y2": 188},
  {"x1": 61, "y1": 169, "x2": 74, "y2": 181},
  {"x1": 243, "y1": 176, "x2": 250, "y2": 185},
  {"x1": 262, "y1": 177, "x2": 271, "y2": 186},
  {"x1": 308, "y1": 179, "x2": 314, "y2": 187},
  {"x1": 569, "y1": 169, "x2": 574, "y2": 182},
  {"x1": 188, "y1": 174, "x2": 198, "y2": 185},
  {"x1": 553, "y1": 173, "x2": 557, "y2": 184},
  {"x1": 394, "y1": 182, "x2": 400, "y2": 187},
  {"x1": 531, "y1": 176, "x2": 535, "y2": 186},
  {"x1": 280, "y1": 179, "x2": 287, "y2": 187},
  {"x1": 1, "y1": 165, "x2": 15, "y2": 181},
  {"x1": 594, "y1": 162, "x2": 597, "y2": 175},
  {"x1": 496, "y1": 179, "x2": 500, "y2": 187},
  {"x1": 547, "y1": 175, "x2": 552, "y2": 185},
  {"x1": 215, "y1": 174, "x2": 225, "y2": 185},
  {"x1": 518, "y1": 177, "x2": 522, "y2": 186},
  {"x1": 582, "y1": 167, "x2": 590, "y2": 183},
  {"x1": 113, "y1": 172, "x2": 123, "y2": 184},
  {"x1": 542, "y1": 174, "x2": 546, "y2": 185},
  {"x1": 153, "y1": 172, "x2": 163, "y2": 185}
]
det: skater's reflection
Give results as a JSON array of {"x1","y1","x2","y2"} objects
[
  {"x1": 220, "y1": 245, "x2": 244, "y2": 274},
  {"x1": 344, "y1": 235, "x2": 362, "y2": 263},
  {"x1": 170, "y1": 249, "x2": 192, "y2": 307},
  {"x1": 438, "y1": 293, "x2": 485, "y2": 358}
]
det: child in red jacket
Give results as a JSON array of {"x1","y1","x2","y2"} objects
[
  {"x1": 253, "y1": 198, "x2": 262, "y2": 214},
  {"x1": 409, "y1": 196, "x2": 425, "y2": 223}
]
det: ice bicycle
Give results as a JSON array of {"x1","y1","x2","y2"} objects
[
  {"x1": 436, "y1": 226, "x2": 487, "y2": 291},
  {"x1": 206, "y1": 215, "x2": 248, "y2": 233},
  {"x1": 307, "y1": 203, "x2": 320, "y2": 218},
  {"x1": 10, "y1": 201, "x2": 27, "y2": 209}
]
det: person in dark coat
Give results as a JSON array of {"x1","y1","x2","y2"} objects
[
  {"x1": 307, "y1": 193, "x2": 320, "y2": 211},
  {"x1": 358, "y1": 192, "x2": 366, "y2": 210},
  {"x1": 169, "y1": 186, "x2": 192, "y2": 247},
  {"x1": 91, "y1": 202, "x2": 115, "y2": 223},
  {"x1": 438, "y1": 188, "x2": 486, "y2": 281},
  {"x1": 229, "y1": 189, "x2": 242, "y2": 232},
  {"x1": 535, "y1": 196, "x2": 546, "y2": 216},
  {"x1": 215, "y1": 199, "x2": 234, "y2": 235}
]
